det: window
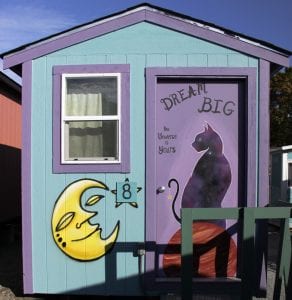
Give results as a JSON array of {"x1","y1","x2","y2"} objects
[
  {"x1": 62, "y1": 74, "x2": 120, "y2": 163},
  {"x1": 53, "y1": 65, "x2": 130, "y2": 173}
]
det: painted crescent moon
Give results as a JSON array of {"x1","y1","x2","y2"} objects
[{"x1": 51, "y1": 179, "x2": 120, "y2": 261}]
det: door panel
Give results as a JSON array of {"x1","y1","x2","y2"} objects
[{"x1": 148, "y1": 75, "x2": 245, "y2": 280}]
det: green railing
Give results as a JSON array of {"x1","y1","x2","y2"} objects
[{"x1": 181, "y1": 207, "x2": 292, "y2": 300}]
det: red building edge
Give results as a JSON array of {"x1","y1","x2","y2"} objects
[{"x1": 0, "y1": 65, "x2": 22, "y2": 222}]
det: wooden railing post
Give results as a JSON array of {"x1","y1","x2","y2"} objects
[
  {"x1": 274, "y1": 217, "x2": 291, "y2": 299},
  {"x1": 241, "y1": 208, "x2": 255, "y2": 300},
  {"x1": 181, "y1": 208, "x2": 193, "y2": 300}
]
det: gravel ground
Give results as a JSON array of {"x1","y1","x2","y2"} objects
[{"x1": 0, "y1": 221, "x2": 287, "y2": 299}]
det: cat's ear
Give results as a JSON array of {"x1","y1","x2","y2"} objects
[{"x1": 206, "y1": 123, "x2": 213, "y2": 132}]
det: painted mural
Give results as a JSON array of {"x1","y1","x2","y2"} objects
[
  {"x1": 163, "y1": 125, "x2": 236, "y2": 277},
  {"x1": 169, "y1": 124, "x2": 231, "y2": 228},
  {"x1": 155, "y1": 79, "x2": 242, "y2": 278},
  {"x1": 51, "y1": 178, "x2": 141, "y2": 261},
  {"x1": 163, "y1": 222, "x2": 237, "y2": 277}
]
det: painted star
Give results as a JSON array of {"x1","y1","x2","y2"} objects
[{"x1": 111, "y1": 178, "x2": 142, "y2": 208}]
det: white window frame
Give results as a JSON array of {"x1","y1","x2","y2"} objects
[{"x1": 61, "y1": 72, "x2": 121, "y2": 164}]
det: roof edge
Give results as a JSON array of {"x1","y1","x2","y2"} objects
[
  {"x1": 0, "y1": 72, "x2": 21, "y2": 93},
  {"x1": 1, "y1": 3, "x2": 291, "y2": 69},
  {"x1": 0, "y1": 59, "x2": 22, "y2": 86},
  {"x1": 270, "y1": 145, "x2": 292, "y2": 153}
]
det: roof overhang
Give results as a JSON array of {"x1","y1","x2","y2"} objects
[
  {"x1": 0, "y1": 71, "x2": 21, "y2": 92},
  {"x1": 271, "y1": 145, "x2": 292, "y2": 154},
  {"x1": 1, "y1": 4, "x2": 291, "y2": 75}
]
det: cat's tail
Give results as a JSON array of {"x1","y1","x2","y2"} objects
[{"x1": 168, "y1": 178, "x2": 181, "y2": 223}]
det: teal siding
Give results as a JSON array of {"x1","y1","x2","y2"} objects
[
  {"x1": 187, "y1": 54, "x2": 208, "y2": 66},
  {"x1": 228, "y1": 54, "x2": 249, "y2": 67},
  {"x1": 288, "y1": 152, "x2": 292, "y2": 160},
  {"x1": 146, "y1": 54, "x2": 167, "y2": 66},
  {"x1": 167, "y1": 54, "x2": 188, "y2": 66},
  {"x1": 30, "y1": 21, "x2": 259, "y2": 294},
  {"x1": 208, "y1": 54, "x2": 228, "y2": 66},
  {"x1": 53, "y1": 23, "x2": 238, "y2": 57},
  {"x1": 31, "y1": 56, "x2": 48, "y2": 292}
]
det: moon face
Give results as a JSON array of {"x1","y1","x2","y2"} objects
[{"x1": 51, "y1": 179, "x2": 120, "y2": 261}]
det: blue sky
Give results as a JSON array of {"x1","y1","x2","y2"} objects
[{"x1": 0, "y1": 0, "x2": 291, "y2": 61}]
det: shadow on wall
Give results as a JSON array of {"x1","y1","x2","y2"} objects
[
  {"x1": 0, "y1": 144, "x2": 21, "y2": 222},
  {"x1": 0, "y1": 223, "x2": 291, "y2": 299},
  {"x1": 33, "y1": 237, "x2": 266, "y2": 297},
  {"x1": 34, "y1": 230, "x2": 291, "y2": 299}
]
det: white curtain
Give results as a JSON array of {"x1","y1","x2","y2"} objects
[{"x1": 66, "y1": 93, "x2": 103, "y2": 158}]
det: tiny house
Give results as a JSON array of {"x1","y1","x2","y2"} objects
[
  {"x1": 0, "y1": 61, "x2": 21, "y2": 222},
  {"x1": 2, "y1": 4, "x2": 291, "y2": 297},
  {"x1": 270, "y1": 145, "x2": 292, "y2": 207}
]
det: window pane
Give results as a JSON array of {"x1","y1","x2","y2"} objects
[
  {"x1": 67, "y1": 120, "x2": 118, "y2": 160},
  {"x1": 66, "y1": 77, "x2": 118, "y2": 116}
]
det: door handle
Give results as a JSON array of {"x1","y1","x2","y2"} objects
[{"x1": 157, "y1": 186, "x2": 166, "y2": 194}]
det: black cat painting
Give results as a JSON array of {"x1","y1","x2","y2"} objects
[{"x1": 170, "y1": 123, "x2": 231, "y2": 228}]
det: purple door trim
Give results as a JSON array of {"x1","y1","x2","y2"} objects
[
  {"x1": 258, "y1": 59, "x2": 270, "y2": 207},
  {"x1": 145, "y1": 67, "x2": 257, "y2": 291},
  {"x1": 22, "y1": 60, "x2": 33, "y2": 293}
]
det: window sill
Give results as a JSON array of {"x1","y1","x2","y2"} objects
[{"x1": 53, "y1": 161, "x2": 130, "y2": 173}]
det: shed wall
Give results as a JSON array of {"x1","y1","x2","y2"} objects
[
  {"x1": 0, "y1": 89, "x2": 21, "y2": 149},
  {"x1": 29, "y1": 22, "x2": 258, "y2": 294},
  {"x1": 0, "y1": 83, "x2": 21, "y2": 222}
]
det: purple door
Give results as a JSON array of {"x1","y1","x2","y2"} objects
[{"x1": 146, "y1": 71, "x2": 246, "y2": 283}]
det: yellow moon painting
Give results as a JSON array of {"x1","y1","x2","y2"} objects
[{"x1": 51, "y1": 179, "x2": 120, "y2": 261}]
